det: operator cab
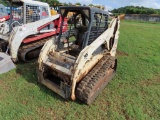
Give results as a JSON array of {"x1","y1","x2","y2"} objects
[
  {"x1": 56, "y1": 6, "x2": 109, "y2": 56},
  {"x1": 6, "y1": 0, "x2": 51, "y2": 31}
]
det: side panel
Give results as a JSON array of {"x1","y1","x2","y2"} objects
[
  {"x1": 9, "y1": 14, "x2": 60, "y2": 61},
  {"x1": 38, "y1": 39, "x2": 56, "y2": 70},
  {"x1": 70, "y1": 17, "x2": 120, "y2": 100},
  {"x1": 110, "y1": 19, "x2": 120, "y2": 56}
]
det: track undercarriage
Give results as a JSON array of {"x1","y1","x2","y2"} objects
[
  {"x1": 0, "y1": 36, "x2": 56, "y2": 62},
  {"x1": 18, "y1": 36, "x2": 55, "y2": 62}
]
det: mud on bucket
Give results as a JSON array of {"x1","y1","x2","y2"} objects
[{"x1": 0, "y1": 52, "x2": 16, "y2": 74}]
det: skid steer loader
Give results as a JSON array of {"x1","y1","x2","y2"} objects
[
  {"x1": 0, "y1": 0, "x2": 68, "y2": 62},
  {"x1": 37, "y1": 6, "x2": 120, "y2": 104},
  {"x1": 0, "y1": 0, "x2": 51, "y2": 41}
]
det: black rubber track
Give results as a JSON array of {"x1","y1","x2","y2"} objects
[
  {"x1": 76, "y1": 55, "x2": 117, "y2": 105},
  {"x1": 18, "y1": 36, "x2": 54, "y2": 62}
]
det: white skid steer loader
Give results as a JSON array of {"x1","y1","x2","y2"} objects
[
  {"x1": 0, "y1": 0, "x2": 68, "y2": 74},
  {"x1": 37, "y1": 6, "x2": 120, "y2": 104}
]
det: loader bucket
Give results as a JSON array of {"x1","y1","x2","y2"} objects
[{"x1": 0, "y1": 52, "x2": 16, "y2": 74}]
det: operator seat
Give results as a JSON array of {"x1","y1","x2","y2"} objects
[
  {"x1": 72, "y1": 13, "x2": 88, "y2": 49},
  {"x1": 75, "y1": 26, "x2": 88, "y2": 49}
]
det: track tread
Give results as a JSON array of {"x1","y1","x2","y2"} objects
[
  {"x1": 76, "y1": 55, "x2": 116, "y2": 104},
  {"x1": 18, "y1": 36, "x2": 54, "y2": 62}
]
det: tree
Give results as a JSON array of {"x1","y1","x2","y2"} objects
[
  {"x1": 89, "y1": 4, "x2": 93, "y2": 7},
  {"x1": 0, "y1": 0, "x2": 9, "y2": 6},
  {"x1": 111, "y1": 6, "x2": 160, "y2": 15},
  {"x1": 68, "y1": 2, "x2": 73, "y2": 6},
  {"x1": 136, "y1": 9, "x2": 141, "y2": 14},
  {"x1": 63, "y1": 2, "x2": 68, "y2": 6},
  {"x1": 140, "y1": 10, "x2": 147, "y2": 14},
  {"x1": 75, "y1": 2, "x2": 81, "y2": 6},
  {"x1": 146, "y1": 9, "x2": 155, "y2": 15}
]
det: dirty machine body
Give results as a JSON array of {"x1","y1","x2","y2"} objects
[{"x1": 37, "y1": 6, "x2": 120, "y2": 104}]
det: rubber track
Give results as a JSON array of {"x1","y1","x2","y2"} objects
[
  {"x1": 18, "y1": 36, "x2": 54, "y2": 62},
  {"x1": 76, "y1": 55, "x2": 115, "y2": 104}
]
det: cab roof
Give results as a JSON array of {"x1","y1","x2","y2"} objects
[
  {"x1": 60, "y1": 6, "x2": 109, "y2": 15},
  {"x1": 7, "y1": 0, "x2": 49, "y2": 6}
]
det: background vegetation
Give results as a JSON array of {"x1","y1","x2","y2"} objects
[
  {"x1": 0, "y1": 0, "x2": 7, "y2": 6},
  {"x1": 111, "y1": 6, "x2": 160, "y2": 15}
]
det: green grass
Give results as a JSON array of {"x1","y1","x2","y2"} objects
[
  {"x1": 124, "y1": 20, "x2": 160, "y2": 27},
  {"x1": 0, "y1": 20, "x2": 160, "y2": 120}
]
